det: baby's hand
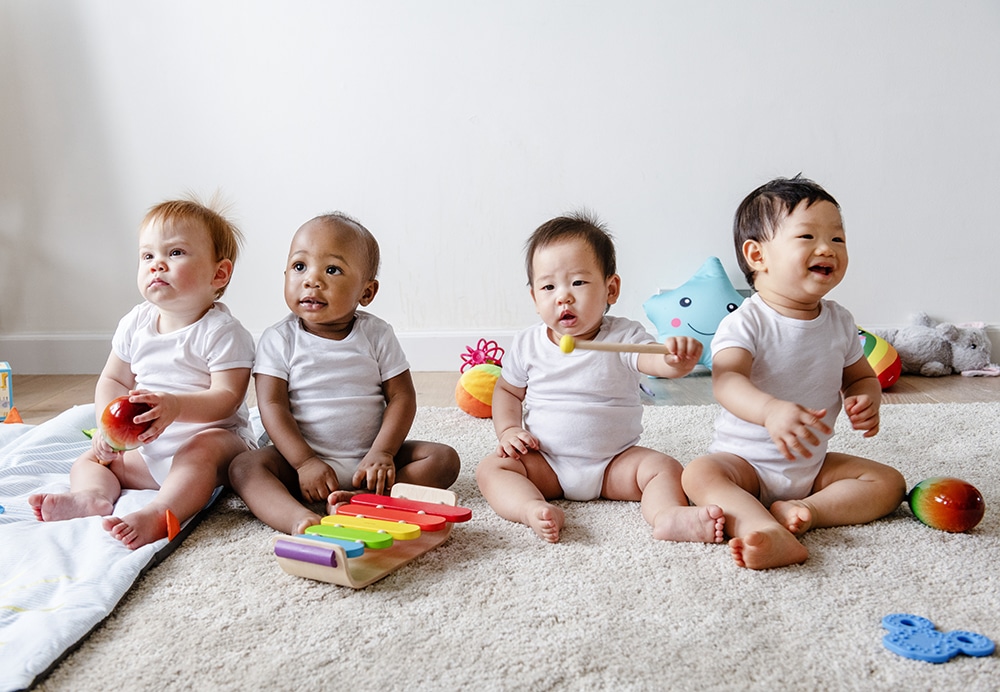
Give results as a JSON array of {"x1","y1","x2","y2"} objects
[
  {"x1": 92, "y1": 434, "x2": 122, "y2": 465},
  {"x1": 497, "y1": 427, "x2": 538, "y2": 460},
  {"x1": 297, "y1": 457, "x2": 340, "y2": 504},
  {"x1": 762, "y1": 399, "x2": 831, "y2": 461},
  {"x1": 353, "y1": 450, "x2": 396, "y2": 495},
  {"x1": 662, "y1": 336, "x2": 703, "y2": 366},
  {"x1": 127, "y1": 389, "x2": 180, "y2": 444},
  {"x1": 845, "y1": 394, "x2": 880, "y2": 438}
]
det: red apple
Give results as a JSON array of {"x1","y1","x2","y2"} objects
[{"x1": 100, "y1": 396, "x2": 152, "y2": 451}]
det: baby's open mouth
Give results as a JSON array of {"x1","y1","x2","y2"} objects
[{"x1": 810, "y1": 265, "x2": 833, "y2": 276}]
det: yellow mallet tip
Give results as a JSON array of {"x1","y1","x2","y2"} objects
[{"x1": 559, "y1": 334, "x2": 575, "y2": 353}]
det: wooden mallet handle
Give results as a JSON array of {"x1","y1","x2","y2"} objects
[{"x1": 559, "y1": 334, "x2": 669, "y2": 355}]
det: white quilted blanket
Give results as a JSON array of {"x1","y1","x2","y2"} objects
[{"x1": 0, "y1": 405, "x2": 214, "y2": 691}]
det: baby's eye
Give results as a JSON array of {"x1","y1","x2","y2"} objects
[
  {"x1": 141, "y1": 252, "x2": 153, "y2": 261},
  {"x1": 292, "y1": 261, "x2": 306, "y2": 272},
  {"x1": 833, "y1": 236, "x2": 846, "y2": 244},
  {"x1": 539, "y1": 284, "x2": 554, "y2": 291},
  {"x1": 798, "y1": 234, "x2": 814, "y2": 240},
  {"x1": 572, "y1": 280, "x2": 588, "y2": 287},
  {"x1": 326, "y1": 266, "x2": 342, "y2": 275}
]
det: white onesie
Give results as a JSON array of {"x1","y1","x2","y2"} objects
[
  {"x1": 253, "y1": 311, "x2": 409, "y2": 483},
  {"x1": 708, "y1": 293, "x2": 865, "y2": 506},
  {"x1": 502, "y1": 316, "x2": 655, "y2": 501},
  {"x1": 112, "y1": 301, "x2": 256, "y2": 486}
]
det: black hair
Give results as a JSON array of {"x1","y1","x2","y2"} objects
[{"x1": 524, "y1": 210, "x2": 616, "y2": 285}]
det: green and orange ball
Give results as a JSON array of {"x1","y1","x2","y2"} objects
[
  {"x1": 455, "y1": 364, "x2": 502, "y2": 418},
  {"x1": 908, "y1": 477, "x2": 985, "y2": 532}
]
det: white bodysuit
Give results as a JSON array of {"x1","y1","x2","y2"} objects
[
  {"x1": 112, "y1": 301, "x2": 256, "y2": 486},
  {"x1": 502, "y1": 316, "x2": 656, "y2": 501},
  {"x1": 253, "y1": 311, "x2": 409, "y2": 483},
  {"x1": 708, "y1": 294, "x2": 865, "y2": 506}
]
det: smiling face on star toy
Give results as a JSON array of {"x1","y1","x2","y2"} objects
[{"x1": 643, "y1": 257, "x2": 744, "y2": 369}]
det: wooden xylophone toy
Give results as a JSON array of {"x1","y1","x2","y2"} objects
[{"x1": 272, "y1": 483, "x2": 472, "y2": 588}]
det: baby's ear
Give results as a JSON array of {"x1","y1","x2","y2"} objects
[
  {"x1": 742, "y1": 239, "x2": 764, "y2": 268},
  {"x1": 359, "y1": 279, "x2": 379, "y2": 307},
  {"x1": 213, "y1": 259, "x2": 234, "y2": 290},
  {"x1": 606, "y1": 274, "x2": 621, "y2": 305}
]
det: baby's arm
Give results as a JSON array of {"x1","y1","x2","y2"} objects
[
  {"x1": 256, "y1": 373, "x2": 340, "y2": 503},
  {"x1": 637, "y1": 336, "x2": 703, "y2": 378},
  {"x1": 353, "y1": 371, "x2": 417, "y2": 494},
  {"x1": 713, "y1": 347, "x2": 831, "y2": 461},
  {"x1": 842, "y1": 357, "x2": 881, "y2": 438},
  {"x1": 492, "y1": 378, "x2": 538, "y2": 459},
  {"x1": 91, "y1": 353, "x2": 139, "y2": 463},
  {"x1": 128, "y1": 367, "x2": 250, "y2": 444}
]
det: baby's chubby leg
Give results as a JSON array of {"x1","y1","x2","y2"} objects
[
  {"x1": 394, "y1": 440, "x2": 461, "y2": 490},
  {"x1": 105, "y1": 429, "x2": 244, "y2": 550},
  {"x1": 787, "y1": 452, "x2": 907, "y2": 531},
  {"x1": 476, "y1": 450, "x2": 565, "y2": 543},
  {"x1": 683, "y1": 452, "x2": 808, "y2": 569},
  {"x1": 230, "y1": 445, "x2": 324, "y2": 535},
  {"x1": 604, "y1": 447, "x2": 725, "y2": 543},
  {"x1": 29, "y1": 450, "x2": 126, "y2": 522}
]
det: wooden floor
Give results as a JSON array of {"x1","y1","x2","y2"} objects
[{"x1": 8, "y1": 371, "x2": 1000, "y2": 426}]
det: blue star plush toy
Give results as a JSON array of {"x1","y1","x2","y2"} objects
[{"x1": 643, "y1": 257, "x2": 746, "y2": 370}]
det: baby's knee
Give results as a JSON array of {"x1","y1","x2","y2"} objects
[
  {"x1": 878, "y1": 463, "x2": 908, "y2": 499},
  {"x1": 433, "y1": 444, "x2": 461, "y2": 484},
  {"x1": 227, "y1": 447, "x2": 270, "y2": 485},
  {"x1": 475, "y1": 452, "x2": 513, "y2": 486},
  {"x1": 680, "y1": 455, "x2": 715, "y2": 489},
  {"x1": 641, "y1": 453, "x2": 683, "y2": 483}
]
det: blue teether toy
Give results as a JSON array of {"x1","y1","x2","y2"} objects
[{"x1": 882, "y1": 613, "x2": 995, "y2": 663}]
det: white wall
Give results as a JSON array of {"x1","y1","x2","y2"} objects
[{"x1": 2, "y1": 0, "x2": 998, "y2": 373}]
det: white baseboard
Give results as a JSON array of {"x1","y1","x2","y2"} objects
[
  {"x1": 0, "y1": 334, "x2": 112, "y2": 375},
  {"x1": 0, "y1": 331, "x2": 519, "y2": 375},
  {"x1": 3, "y1": 327, "x2": 998, "y2": 375}
]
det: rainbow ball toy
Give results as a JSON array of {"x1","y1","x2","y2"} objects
[
  {"x1": 455, "y1": 363, "x2": 502, "y2": 418},
  {"x1": 908, "y1": 477, "x2": 985, "y2": 532},
  {"x1": 858, "y1": 327, "x2": 901, "y2": 389}
]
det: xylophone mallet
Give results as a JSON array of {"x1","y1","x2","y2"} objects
[{"x1": 558, "y1": 334, "x2": 673, "y2": 355}]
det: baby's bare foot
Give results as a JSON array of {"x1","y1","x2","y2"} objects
[
  {"x1": 524, "y1": 501, "x2": 564, "y2": 543},
  {"x1": 102, "y1": 508, "x2": 169, "y2": 550},
  {"x1": 28, "y1": 492, "x2": 113, "y2": 522},
  {"x1": 770, "y1": 500, "x2": 814, "y2": 535},
  {"x1": 729, "y1": 527, "x2": 808, "y2": 570},
  {"x1": 291, "y1": 512, "x2": 324, "y2": 535},
  {"x1": 652, "y1": 505, "x2": 726, "y2": 543}
]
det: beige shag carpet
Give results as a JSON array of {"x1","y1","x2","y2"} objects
[{"x1": 36, "y1": 403, "x2": 999, "y2": 691}]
